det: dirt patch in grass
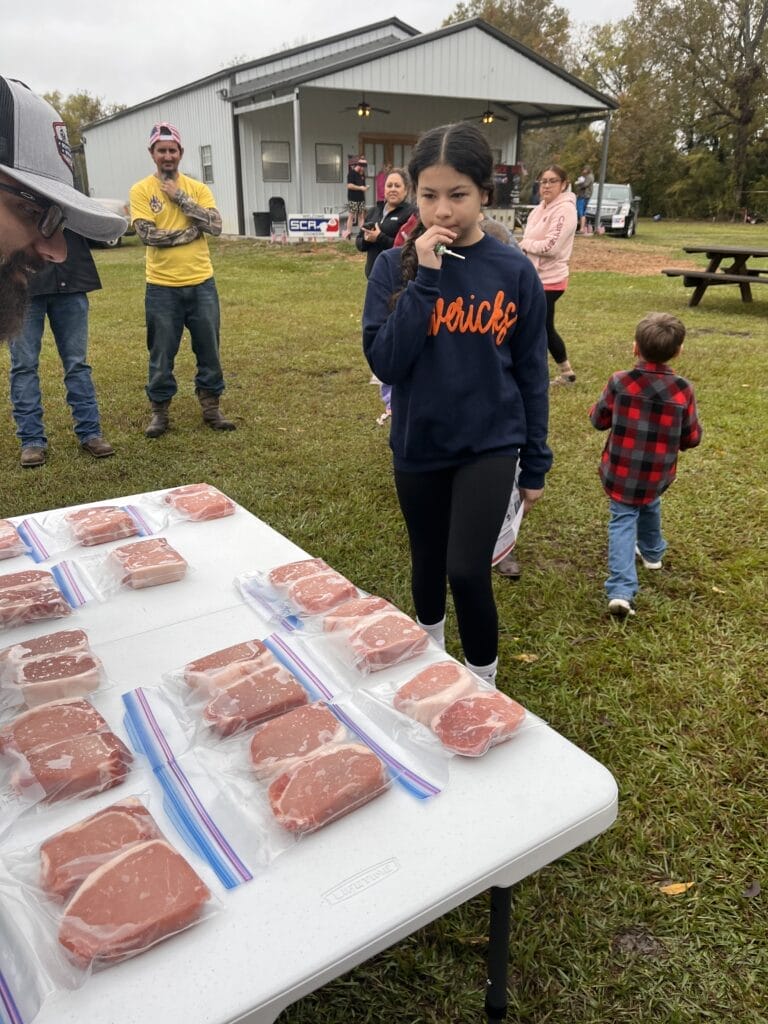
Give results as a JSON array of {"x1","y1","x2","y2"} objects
[{"x1": 571, "y1": 237, "x2": 696, "y2": 275}]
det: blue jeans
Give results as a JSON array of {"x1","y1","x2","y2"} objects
[
  {"x1": 9, "y1": 292, "x2": 101, "y2": 449},
  {"x1": 145, "y1": 278, "x2": 224, "y2": 402},
  {"x1": 605, "y1": 497, "x2": 666, "y2": 601}
]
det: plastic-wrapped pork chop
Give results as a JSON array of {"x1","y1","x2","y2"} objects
[
  {"x1": 1, "y1": 629, "x2": 90, "y2": 677},
  {"x1": 40, "y1": 797, "x2": 163, "y2": 901},
  {"x1": 15, "y1": 731, "x2": 132, "y2": 802},
  {"x1": 0, "y1": 698, "x2": 109, "y2": 756},
  {"x1": 286, "y1": 571, "x2": 357, "y2": 614},
  {"x1": 12, "y1": 652, "x2": 104, "y2": 707},
  {"x1": 268, "y1": 743, "x2": 388, "y2": 834},
  {"x1": 249, "y1": 702, "x2": 346, "y2": 779},
  {"x1": 164, "y1": 483, "x2": 235, "y2": 522},
  {"x1": 203, "y1": 668, "x2": 308, "y2": 737},
  {"x1": 393, "y1": 661, "x2": 481, "y2": 727},
  {"x1": 0, "y1": 569, "x2": 71, "y2": 629},
  {"x1": 347, "y1": 610, "x2": 429, "y2": 672},
  {"x1": 58, "y1": 839, "x2": 210, "y2": 967},
  {"x1": 184, "y1": 639, "x2": 276, "y2": 693},
  {"x1": 267, "y1": 558, "x2": 332, "y2": 590},
  {"x1": 109, "y1": 538, "x2": 187, "y2": 589},
  {"x1": 322, "y1": 595, "x2": 392, "y2": 632},
  {"x1": 64, "y1": 506, "x2": 139, "y2": 547},
  {"x1": 431, "y1": 691, "x2": 526, "y2": 756},
  {"x1": 0, "y1": 519, "x2": 26, "y2": 560}
]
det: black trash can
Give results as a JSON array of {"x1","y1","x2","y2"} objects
[{"x1": 252, "y1": 212, "x2": 271, "y2": 237}]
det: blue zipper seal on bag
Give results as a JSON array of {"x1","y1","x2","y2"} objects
[
  {"x1": 0, "y1": 970, "x2": 23, "y2": 1024},
  {"x1": 122, "y1": 688, "x2": 253, "y2": 889}
]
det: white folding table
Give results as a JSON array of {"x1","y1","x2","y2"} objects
[{"x1": 2, "y1": 492, "x2": 618, "y2": 1024}]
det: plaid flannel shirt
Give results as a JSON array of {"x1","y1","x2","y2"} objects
[{"x1": 589, "y1": 361, "x2": 702, "y2": 505}]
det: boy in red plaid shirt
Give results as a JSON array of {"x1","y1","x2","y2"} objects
[{"x1": 589, "y1": 312, "x2": 702, "y2": 618}]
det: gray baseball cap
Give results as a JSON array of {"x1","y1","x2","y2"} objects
[{"x1": 0, "y1": 76, "x2": 126, "y2": 242}]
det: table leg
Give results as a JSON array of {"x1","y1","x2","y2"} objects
[
  {"x1": 690, "y1": 255, "x2": 723, "y2": 306},
  {"x1": 485, "y1": 885, "x2": 513, "y2": 1022}
]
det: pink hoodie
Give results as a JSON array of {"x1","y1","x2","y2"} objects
[{"x1": 521, "y1": 189, "x2": 577, "y2": 288}]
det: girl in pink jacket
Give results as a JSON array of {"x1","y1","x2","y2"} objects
[{"x1": 520, "y1": 165, "x2": 578, "y2": 384}]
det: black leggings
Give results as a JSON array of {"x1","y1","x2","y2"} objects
[
  {"x1": 394, "y1": 455, "x2": 517, "y2": 666},
  {"x1": 545, "y1": 290, "x2": 568, "y2": 365}
]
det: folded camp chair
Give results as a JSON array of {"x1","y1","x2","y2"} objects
[{"x1": 269, "y1": 196, "x2": 288, "y2": 243}]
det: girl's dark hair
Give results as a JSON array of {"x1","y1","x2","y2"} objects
[
  {"x1": 538, "y1": 163, "x2": 569, "y2": 184},
  {"x1": 393, "y1": 123, "x2": 495, "y2": 303}
]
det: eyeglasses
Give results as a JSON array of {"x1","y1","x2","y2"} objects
[
  {"x1": 0, "y1": 182, "x2": 66, "y2": 238},
  {"x1": 539, "y1": 178, "x2": 562, "y2": 186}
]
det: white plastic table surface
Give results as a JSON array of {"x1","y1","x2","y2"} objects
[{"x1": 3, "y1": 492, "x2": 618, "y2": 1024}]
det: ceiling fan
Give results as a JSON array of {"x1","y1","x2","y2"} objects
[
  {"x1": 340, "y1": 96, "x2": 390, "y2": 118},
  {"x1": 462, "y1": 107, "x2": 509, "y2": 125}
]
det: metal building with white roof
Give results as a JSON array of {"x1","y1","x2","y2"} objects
[{"x1": 82, "y1": 18, "x2": 616, "y2": 236}]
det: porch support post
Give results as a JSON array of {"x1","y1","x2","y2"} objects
[{"x1": 293, "y1": 88, "x2": 303, "y2": 211}]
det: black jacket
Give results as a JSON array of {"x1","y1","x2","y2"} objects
[
  {"x1": 28, "y1": 230, "x2": 101, "y2": 298},
  {"x1": 356, "y1": 201, "x2": 414, "y2": 277}
]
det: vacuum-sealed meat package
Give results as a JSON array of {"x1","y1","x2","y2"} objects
[
  {"x1": 0, "y1": 628, "x2": 107, "y2": 718},
  {"x1": 108, "y1": 537, "x2": 188, "y2": 590},
  {"x1": 64, "y1": 506, "x2": 140, "y2": 547},
  {"x1": 163, "y1": 483, "x2": 236, "y2": 522},
  {"x1": 0, "y1": 518, "x2": 28, "y2": 560},
  {"x1": 237, "y1": 558, "x2": 359, "y2": 627},
  {"x1": 0, "y1": 568, "x2": 72, "y2": 631}
]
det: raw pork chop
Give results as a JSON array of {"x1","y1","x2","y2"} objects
[
  {"x1": 0, "y1": 629, "x2": 90, "y2": 673},
  {"x1": 348, "y1": 611, "x2": 429, "y2": 672},
  {"x1": 184, "y1": 638, "x2": 273, "y2": 692},
  {"x1": 267, "y1": 558, "x2": 331, "y2": 590},
  {"x1": 322, "y1": 595, "x2": 391, "y2": 632},
  {"x1": 393, "y1": 661, "x2": 481, "y2": 727},
  {"x1": 249, "y1": 702, "x2": 345, "y2": 779},
  {"x1": 165, "y1": 483, "x2": 235, "y2": 522},
  {"x1": 431, "y1": 691, "x2": 526, "y2": 756},
  {"x1": 0, "y1": 570, "x2": 71, "y2": 629},
  {"x1": 58, "y1": 839, "x2": 210, "y2": 967},
  {"x1": 17, "y1": 731, "x2": 132, "y2": 801},
  {"x1": 0, "y1": 698, "x2": 108, "y2": 756},
  {"x1": 0, "y1": 520, "x2": 24, "y2": 559},
  {"x1": 109, "y1": 538, "x2": 187, "y2": 589},
  {"x1": 64, "y1": 506, "x2": 139, "y2": 546},
  {"x1": 287, "y1": 571, "x2": 357, "y2": 614},
  {"x1": 13, "y1": 652, "x2": 103, "y2": 706},
  {"x1": 268, "y1": 743, "x2": 387, "y2": 833},
  {"x1": 40, "y1": 797, "x2": 163, "y2": 901},
  {"x1": 203, "y1": 669, "x2": 308, "y2": 736}
]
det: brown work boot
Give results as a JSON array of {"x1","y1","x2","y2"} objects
[
  {"x1": 197, "y1": 389, "x2": 236, "y2": 431},
  {"x1": 20, "y1": 446, "x2": 46, "y2": 468},
  {"x1": 81, "y1": 436, "x2": 115, "y2": 458},
  {"x1": 145, "y1": 400, "x2": 171, "y2": 438}
]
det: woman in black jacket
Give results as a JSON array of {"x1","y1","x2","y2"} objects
[{"x1": 356, "y1": 168, "x2": 414, "y2": 277}]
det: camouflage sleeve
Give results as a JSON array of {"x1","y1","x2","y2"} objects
[
  {"x1": 174, "y1": 194, "x2": 222, "y2": 236},
  {"x1": 133, "y1": 219, "x2": 201, "y2": 248}
]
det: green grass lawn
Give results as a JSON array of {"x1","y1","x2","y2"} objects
[{"x1": 1, "y1": 228, "x2": 766, "y2": 1023}]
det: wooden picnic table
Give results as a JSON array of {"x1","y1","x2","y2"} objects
[{"x1": 662, "y1": 244, "x2": 768, "y2": 306}]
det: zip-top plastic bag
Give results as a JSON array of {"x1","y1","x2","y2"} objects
[
  {"x1": 0, "y1": 570, "x2": 74, "y2": 634},
  {"x1": 363, "y1": 656, "x2": 540, "y2": 757},
  {"x1": 147, "y1": 483, "x2": 237, "y2": 524},
  {"x1": 0, "y1": 785, "x2": 220, "y2": 1015},
  {"x1": 16, "y1": 504, "x2": 161, "y2": 565},
  {"x1": 0, "y1": 628, "x2": 108, "y2": 721},
  {"x1": 0, "y1": 695, "x2": 133, "y2": 840},
  {"x1": 492, "y1": 464, "x2": 524, "y2": 566},
  {"x1": 0, "y1": 520, "x2": 30, "y2": 563},
  {"x1": 50, "y1": 537, "x2": 192, "y2": 610},
  {"x1": 236, "y1": 557, "x2": 360, "y2": 630}
]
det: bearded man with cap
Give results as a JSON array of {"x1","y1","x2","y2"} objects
[
  {"x1": 0, "y1": 77, "x2": 126, "y2": 467},
  {"x1": 130, "y1": 122, "x2": 235, "y2": 437}
]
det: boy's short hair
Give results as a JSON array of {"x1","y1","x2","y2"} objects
[{"x1": 635, "y1": 312, "x2": 686, "y2": 362}]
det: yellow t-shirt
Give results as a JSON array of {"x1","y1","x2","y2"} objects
[{"x1": 129, "y1": 173, "x2": 216, "y2": 287}]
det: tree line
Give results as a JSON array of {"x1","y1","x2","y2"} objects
[{"x1": 446, "y1": 0, "x2": 768, "y2": 219}]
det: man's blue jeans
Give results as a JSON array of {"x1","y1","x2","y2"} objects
[
  {"x1": 145, "y1": 278, "x2": 224, "y2": 402},
  {"x1": 605, "y1": 497, "x2": 666, "y2": 601},
  {"x1": 9, "y1": 293, "x2": 101, "y2": 449}
]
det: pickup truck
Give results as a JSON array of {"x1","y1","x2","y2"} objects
[{"x1": 585, "y1": 184, "x2": 641, "y2": 237}]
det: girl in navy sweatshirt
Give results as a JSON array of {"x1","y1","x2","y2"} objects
[{"x1": 362, "y1": 122, "x2": 552, "y2": 686}]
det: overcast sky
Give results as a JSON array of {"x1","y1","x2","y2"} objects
[{"x1": 2, "y1": 0, "x2": 634, "y2": 108}]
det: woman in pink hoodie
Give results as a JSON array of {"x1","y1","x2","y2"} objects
[{"x1": 520, "y1": 165, "x2": 578, "y2": 384}]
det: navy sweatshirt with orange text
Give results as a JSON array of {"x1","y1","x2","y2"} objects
[{"x1": 362, "y1": 233, "x2": 552, "y2": 488}]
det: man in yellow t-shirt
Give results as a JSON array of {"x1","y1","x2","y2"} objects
[{"x1": 130, "y1": 122, "x2": 236, "y2": 437}]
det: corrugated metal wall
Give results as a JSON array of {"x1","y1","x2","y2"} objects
[{"x1": 84, "y1": 81, "x2": 240, "y2": 233}]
